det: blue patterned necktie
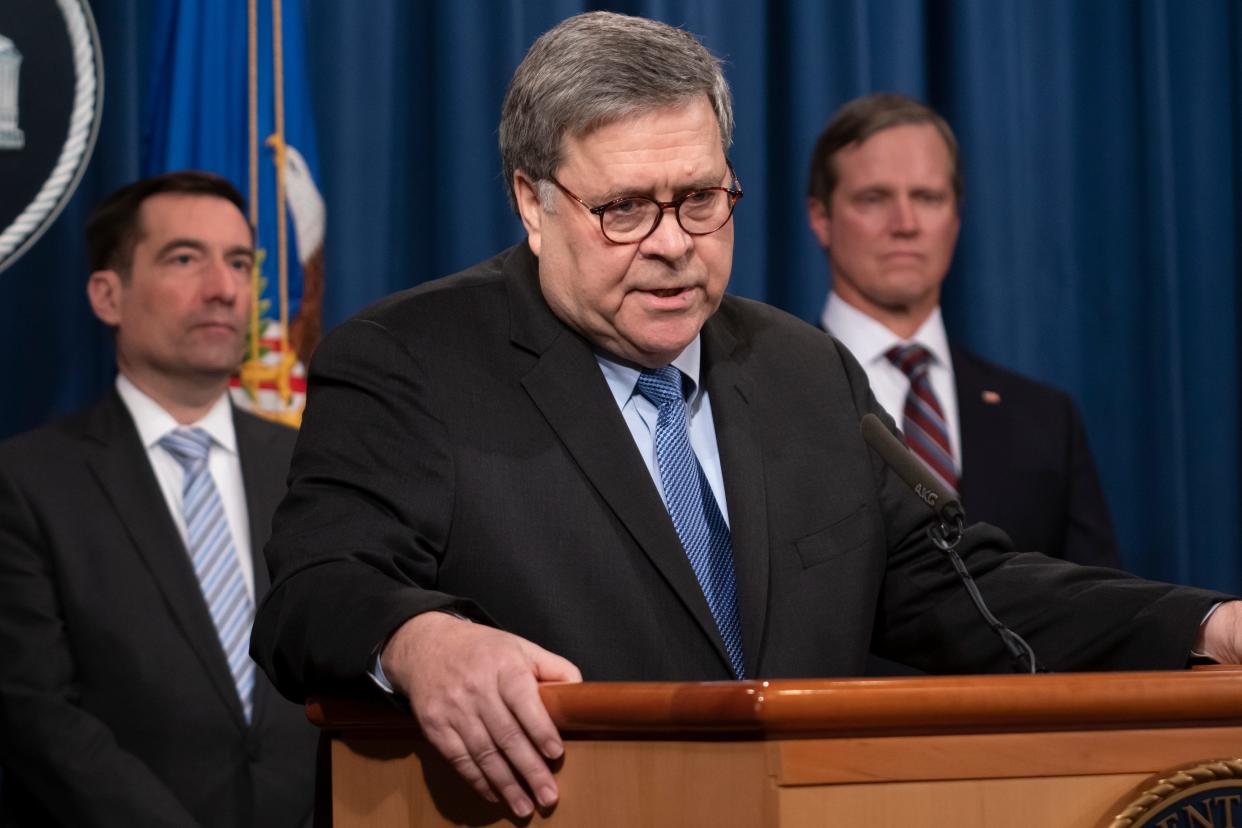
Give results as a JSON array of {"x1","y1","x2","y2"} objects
[
  {"x1": 159, "y1": 428, "x2": 255, "y2": 723},
  {"x1": 636, "y1": 366, "x2": 745, "y2": 678}
]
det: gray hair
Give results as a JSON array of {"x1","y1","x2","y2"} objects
[{"x1": 499, "y1": 11, "x2": 733, "y2": 213}]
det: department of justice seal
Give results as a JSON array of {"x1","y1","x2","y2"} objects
[
  {"x1": 0, "y1": 0, "x2": 103, "y2": 273},
  {"x1": 1108, "y1": 759, "x2": 1242, "y2": 828}
]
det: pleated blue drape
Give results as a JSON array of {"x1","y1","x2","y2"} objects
[{"x1": 1, "y1": 0, "x2": 1238, "y2": 591}]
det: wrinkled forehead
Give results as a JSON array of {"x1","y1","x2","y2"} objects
[
  {"x1": 558, "y1": 98, "x2": 726, "y2": 172},
  {"x1": 556, "y1": 92, "x2": 721, "y2": 155}
]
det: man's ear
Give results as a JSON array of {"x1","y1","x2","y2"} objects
[
  {"x1": 807, "y1": 197, "x2": 832, "y2": 250},
  {"x1": 87, "y1": 270, "x2": 123, "y2": 327},
  {"x1": 513, "y1": 172, "x2": 545, "y2": 256}
]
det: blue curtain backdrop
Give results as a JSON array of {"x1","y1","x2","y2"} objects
[{"x1": 0, "y1": 0, "x2": 1238, "y2": 593}]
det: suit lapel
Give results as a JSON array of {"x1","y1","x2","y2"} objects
[
  {"x1": 506, "y1": 245, "x2": 734, "y2": 672},
  {"x1": 235, "y1": 409, "x2": 279, "y2": 599},
  {"x1": 235, "y1": 408, "x2": 281, "y2": 727},
  {"x1": 84, "y1": 393, "x2": 248, "y2": 729},
  {"x1": 701, "y1": 310, "x2": 770, "y2": 677},
  {"x1": 952, "y1": 346, "x2": 989, "y2": 508}
]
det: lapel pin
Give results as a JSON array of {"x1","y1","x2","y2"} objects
[{"x1": 981, "y1": 390, "x2": 1002, "y2": 405}]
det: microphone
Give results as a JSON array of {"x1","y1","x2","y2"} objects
[
  {"x1": 860, "y1": 413, "x2": 1043, "y2": 674},
  {"x1": 859, "y1": 412, "x2": 963, "y2": 530}
]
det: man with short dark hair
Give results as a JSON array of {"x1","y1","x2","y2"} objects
[
  {"x1": 251, "y1": 13, "x2": 1239, "y2": 821},
  {"x1": 807, "y1": 92, "x2": 1121, "y2": 567},
  {"x1": 0, "y1": 171, "x2": 316, "y2": 826}
]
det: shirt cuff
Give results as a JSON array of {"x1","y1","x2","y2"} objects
[
  {"x1": 368, "y1": 654, "x2": 394, "y2": 694},
  {"x1": 1190, "y1": 602, "x2": 1225, "y2": 660}
]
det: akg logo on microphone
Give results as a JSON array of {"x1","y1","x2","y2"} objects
[{"x1": 914, "y1": 483, "x2": 938, "y2": 508}]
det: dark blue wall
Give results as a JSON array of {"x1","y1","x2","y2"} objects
[{"x1": 2, "y1": 0, "x2": 1239, "y2": 591}]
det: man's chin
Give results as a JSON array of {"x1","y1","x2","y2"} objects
[
  {"x1": 181, "y1": 349, "x2": 248, "y2": 380},
  {"x1": 874, "y1": 270, "x2": 942, "y2": 299},
  {"x1": 855, "y1": 279, "x2": 938, "y2": 315},
  {"x1": 186, "y1": 364, "x2": 243, "y2": 383},
  {"x1": 623, "y1": 332, "x2": 702, "y2": 369}
]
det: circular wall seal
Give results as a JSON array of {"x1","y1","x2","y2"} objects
[
  {"x1": 0, "y1": 0, "x2": 103, "y2": 273},
  {"x1": 1108, "y1": 759, "x2": 1242, "y2": 827}
]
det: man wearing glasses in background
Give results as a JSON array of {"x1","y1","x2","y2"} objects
[{"x1": 253, "y1": 11, "x2": 1240, "y2": 820}]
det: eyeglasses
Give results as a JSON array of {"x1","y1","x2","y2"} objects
[{"x1": 549, "y1": 161, "x2": 743, "y2": 244}]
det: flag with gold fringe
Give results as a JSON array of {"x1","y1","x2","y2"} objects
[{"x1": 143, "y1": 0, "x2": 324, "y2": 427}]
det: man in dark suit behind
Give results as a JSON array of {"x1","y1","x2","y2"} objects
[
  {"x1": 807, "y1": 93, "x2": 1121, "y2": 567},
  {"x1": 0, "y1": 172, "x2": 317, "y2": 826},
  {"x1": 251, "y1": 12, "x2": 1241, "y2": 823}
]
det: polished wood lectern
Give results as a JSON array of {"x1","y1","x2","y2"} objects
[{"x1": 310, "y1": 668, "x2": 1242, "y2": 827}]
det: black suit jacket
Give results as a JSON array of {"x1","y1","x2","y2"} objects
[
  {"x1": 0, "y1": 393, "x2": 317, "y2": 827},
  {"x1": 953, "y1": 346, "x2": 1120, "y2": 567},
  {"x1": 252, "y1": 243, "x2": 1227, "y2": 696}
]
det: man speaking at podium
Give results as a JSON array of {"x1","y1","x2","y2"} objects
[{"x1": 252, "y1": 11, "x2": 1242, "y2": 819}]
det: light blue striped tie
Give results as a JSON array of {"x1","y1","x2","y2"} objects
[
  {"x1": 636, "y1": 366, "x2": 745, "y2": 678},
  {"x1": 160, "y1": 428, "x2": 255, "y2": 723}
]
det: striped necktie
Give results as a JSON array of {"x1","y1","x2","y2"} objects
[
  {"x1": 159, "y1": 428, "x2": 255, "y2": 723},
  {"x1": 636, "y1": 366, "x2": 745, "y2": 679},
  {"x1": 885, "y1": 344, "x2": 959, "y2": 492}
]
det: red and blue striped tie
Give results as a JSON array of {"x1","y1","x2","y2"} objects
[{"x1": 885, "y1": 344, "x2": 959, "y2": 492}]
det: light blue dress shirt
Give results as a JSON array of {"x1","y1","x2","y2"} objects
[{"x1": 593, "y1": 335, "x2": 730, "y2": 525}]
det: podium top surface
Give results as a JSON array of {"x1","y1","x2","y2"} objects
[{"x1": 309, "y1": 667, "x2": 1242, "y2": 739}]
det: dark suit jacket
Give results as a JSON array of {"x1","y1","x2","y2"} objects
[
  {"x1": 953, "y1": 346, "x2": 1120, "y2": 567},
  {"x1": 252, "y1": 243, "x2": 1227, "y2": 696},
  {"x1": 0, "y1": 394, "x2": 317, "y2": 827}
]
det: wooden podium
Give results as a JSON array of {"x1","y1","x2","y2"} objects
[{"x1": 310, "y1": 668, "x2": 1242, "y2": 827}]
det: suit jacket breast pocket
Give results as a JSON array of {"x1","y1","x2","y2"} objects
[{"x1": 794, "y1": 504, "x2": 872, "y2": 569}]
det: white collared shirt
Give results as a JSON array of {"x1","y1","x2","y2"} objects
[
  {"x1": 822, "y1": 292, "x2": 962, "y2": 468},
  {"x1": 595, "y1": 335, "x2": 730, "y2": 525},
  {"x1": 115, "y1": 374, "x2": 255, "y2": 599}
]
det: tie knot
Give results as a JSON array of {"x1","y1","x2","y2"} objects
[
  {"x1": 159, "y1": 427, "x2": 214, "y2": 472},
  {"x1": 886, "y1": 343, "x2": 933, "y2": 380},
  {"x1": 635, "y1": 366, "x2": 690, "y2": 409}
]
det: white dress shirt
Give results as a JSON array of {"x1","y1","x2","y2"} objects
[
  {"x1": 821, "y1": 292, "x2": 962, "y2": 469},
  {"x1": 116, "y1": 374, "x2": 255, "y2": 600}
]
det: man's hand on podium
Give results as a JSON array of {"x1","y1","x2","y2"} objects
[
  {"x1": 1195, "y1": 600, "x2": 1242, "y2": 664},
  {"x1": 379, "y1": 611, "x2": 582, "y2": 818}
]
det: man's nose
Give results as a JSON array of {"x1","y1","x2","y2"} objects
[
  {"x1": 202, "y1": 258, "x2": 241, "y2": 302},
  {"x1": 891, "y1": 196, "x2": 919, "y2": 235},
  {"x1": 639, "y1": 205, "x2": 692, "y2": 261}
]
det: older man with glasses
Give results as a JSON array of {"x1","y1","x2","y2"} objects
[{"x1": 253, "y1": 11, "x2": 1241, "y2": 820}]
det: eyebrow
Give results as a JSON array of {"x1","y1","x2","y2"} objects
[
  {"x1": 592, "y1": 172, "x2": 729, "y2": 204},
  {"x1": 154, "y1": 239, "x2": 256, "y2": 260},
  {"x1": 851, "y1": 182, "x2": 949, "y2": 195},
  {"x1": 852, "y1": 183, "x2": 894, "y2": 194}
]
